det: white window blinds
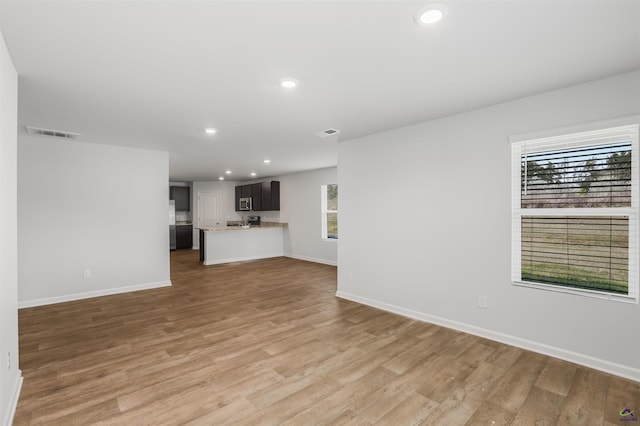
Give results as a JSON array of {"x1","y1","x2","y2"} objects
[{"x1": 512, "y1": 124, "x2": 639, "y2": 302}]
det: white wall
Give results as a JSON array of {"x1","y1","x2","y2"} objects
[
  {"x1": 278, "y1": 167, "x2": 338, "y2": 265},
  {"x1": 0, "y1": 27, "x2": 22, "y2": 426},
  {"x1": 338, "y1": 71, "x2": 640, "y2": 380},
  {"x1": 18, "y1": 136, "x2": 170, "y2": 307}
]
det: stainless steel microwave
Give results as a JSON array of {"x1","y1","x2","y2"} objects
[{"x1": 239, "y1": 197, "x2": 252, "y2": 211}]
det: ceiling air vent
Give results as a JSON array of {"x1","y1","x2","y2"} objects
[
  {"x1": 25, "y1": 126, "x2": 81, "y2": 140},
  {"x1": 316, "y1": 128, "x2": 340, "y2": 138}
]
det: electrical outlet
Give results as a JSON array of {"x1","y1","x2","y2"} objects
[
  {"x1": 83, "y1": 269, "x2": 91, "y2": 279},
  {"x1": 7, "y1": 351, "x2": 11, "y2": 370},
  {"x1": 478, "y1": 296, "x2": 488, "y2": 309}
]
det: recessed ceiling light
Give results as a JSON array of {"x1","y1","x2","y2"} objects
[
  {"x1": 205, "y1": 128, "x2": 217, "y2": 135},
  {"x1": 280, "y1": 78, "x2": 299, "y2": 89},
  {"x1": 225, "y1": 170, "x2": 232, "y2": 175},
  {"x1": 250, "y1": 172, "x2": 257, "y2": 177},
  {"x1": 218, "y1": 176, "x2": 224, "y2": 181},
  {"x1": 416, "y1": 5, "x2": 447, "y2": 25},
  {"x1": 263, "y1": 159, "x2": 271, "y2": 164}
]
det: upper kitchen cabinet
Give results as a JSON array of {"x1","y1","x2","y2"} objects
[
  {"x1": 170, "y1": 186, "x2": 190, "y2": 211},
  {"x1": 261, "y1": 181, "x2": 280, "y2": 211},
  {"x1": 235, "y1": 186, "x2": 242, "y2": 212},
  {"x1": 251, "y1": 183, "x2": 263, "y2": 211},
  {"x1": 234, "y1": 181, "x2": 280, "y2": 211}
]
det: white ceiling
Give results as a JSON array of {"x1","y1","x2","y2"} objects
[{"x1": 1, "y1": 1, "x2": 639, "y2": 182}]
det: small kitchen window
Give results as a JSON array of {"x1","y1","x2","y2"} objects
[
  {"x1": 322, "y1": 184, "x2": 338, "y2": 240},
  {"x1": 511, "y1": 122, "x2": 639, "y2": 302}
]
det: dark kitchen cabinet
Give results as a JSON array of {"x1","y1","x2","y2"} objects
[
  {"x1": 251, "y1": 183, "x2": 262, "y2": 211},
  {"x1": 176, "y1": 225, "x2": 193, "y2": 249},
  {"x1": 170, "y1": 186, "x2": 190, "y2": 212},
  {"x1": 199, "y1": 230, "x2": 205, "y2": 262},
  {"x1": 235, "y1": 184, "x2": 252, "y2": 211},
  {"x1": 234, "y1": 184, "x2": 254, "y2": 211},
  {"x1": 261, "y1": 181, "x2": 280, "y2": 211},
  {"x1": 235, "y1": 186, "x2": 242, "y2": 211},
  {"x1": 234, "y1": 181, "x2": 280, "y2": 211}
]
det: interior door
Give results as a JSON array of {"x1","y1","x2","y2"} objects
[{"x1": 198, "y1": 191, "x2": 220, "y2": 227}]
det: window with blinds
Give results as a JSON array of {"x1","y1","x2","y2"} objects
[
  {"x1": 512, "y1": 123, "x2": 639, "y2": 302},
  {"x1": 321, "y1": 184, "x2": 338, "y2": 240}
]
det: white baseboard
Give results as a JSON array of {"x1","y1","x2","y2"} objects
[
  {"x1": 285, "y1": 254, "x2": 337, "y2": 266},
  {"x1": 3, "y1": 371, "x2": 22, "y2": 426},
  {"x1": 18, "y1": 281, "x2": 172, "y2": 309},
  {"x1": 335, "y1": 290, "x2": 640, "y2": 382},
  {"x1": 203, "y1": 253, "x2": 283, "y2": 266}
]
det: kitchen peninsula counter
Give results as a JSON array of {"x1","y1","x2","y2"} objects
[
  {"x1": 198, "y1": 222, "x2": 287, "y2": 265},
  {"x1": 198, "y1": 222, "x2": 287, "y2": 232}
]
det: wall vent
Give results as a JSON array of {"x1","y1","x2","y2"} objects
[
  {"x1": 25, "y1": 126, "x2": 81, "y2": 140},
  {"x1": 316, "y1": 128, "x2": 340, "y2": 138}
]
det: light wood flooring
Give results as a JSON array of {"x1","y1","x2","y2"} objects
[{"x1": 14, "y1": 250, "x2": 640, "y2": 425}]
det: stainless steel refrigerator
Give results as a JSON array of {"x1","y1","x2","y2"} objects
[{"x1": 169, "y1": 200, "x2": 176, "y2": 250}]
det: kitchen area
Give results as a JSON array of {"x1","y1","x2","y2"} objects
[{"x1": 170, "y1": 180, "x2": 287, "y2": 265}]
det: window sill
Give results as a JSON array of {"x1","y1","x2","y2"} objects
[{"x1": 513, "y1": 280, "x2": 637, "y2": 304}]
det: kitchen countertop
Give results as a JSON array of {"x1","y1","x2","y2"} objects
[
  {"x1": 176, "y1": 221, "x2": 192, "y2": 226},
  {"x1": 198, "y1": 222, "x2": 287, "y2": 232}
]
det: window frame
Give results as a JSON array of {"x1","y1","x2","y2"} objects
[
  {"x1": 511, "y1": 119, "x2": 639, "y2": 303},
  {"x1": 321, "y1": 184, "x2": 338, "y2": 241}
]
